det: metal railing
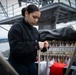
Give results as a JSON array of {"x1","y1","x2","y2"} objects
[
  {"x1": 0, "y1": 53, "x2": 19, "y2": 75},
  {"x1": 0, "y1": 0, "x2": 76, "y2": 21}
]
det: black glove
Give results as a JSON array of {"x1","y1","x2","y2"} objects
[
  {"x1": 41, "y1": 47, "x2": 47, "y2": 52},
  {"x1": 41, "y1": 46, "x2": 50, "y2": 52}
]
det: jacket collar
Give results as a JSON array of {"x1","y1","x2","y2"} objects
[{"x1": 21, "y1": 18, "x2": 33, "y2": 29}]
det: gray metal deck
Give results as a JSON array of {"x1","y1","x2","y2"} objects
[{"x1": 0, "y1": 2, "x2": 76, "y2": 29}]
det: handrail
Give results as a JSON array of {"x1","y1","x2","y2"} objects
[
  {"x1": 0, "y1": 0, "x2": 76, "y2": 21},
  {"x1": 0, "y1": 53, "x2": 19, "y2": 75}
]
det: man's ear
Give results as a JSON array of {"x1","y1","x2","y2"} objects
[{"x1": 25, "y1": 11, "x2": 28, "y2": 17}]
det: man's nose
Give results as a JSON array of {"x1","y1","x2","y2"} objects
[{"x1": 35, "y1": 19, "x2": 38, "y2": 22}]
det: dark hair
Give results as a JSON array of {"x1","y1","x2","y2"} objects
[
  {"x1": 21, "y1": 7, "x2": 26, "y2": 16},
  {"x1": 21, "y1": 4, "x2": 39, "y2": 17}
]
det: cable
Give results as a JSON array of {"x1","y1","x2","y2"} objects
[{"x1": 0, "y1": 25, "x2": 9, "y2": 31}]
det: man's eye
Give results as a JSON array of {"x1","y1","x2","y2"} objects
[
  {"x1": 32, "y1": 15, "x2": 40, "y2": 20},
  {"x1": 33, "y1": 16, "x2": 37, "y2": 19}
]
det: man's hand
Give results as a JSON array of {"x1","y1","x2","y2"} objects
[
  {"x1": 38, "y1": 41, "x2": 49, "y2": 50},
  {"x1": 38, "y1": 42, "x2": 45, "y2": 50},
  {"x1": 44, "y1": 41, "x2": 49, "y2": 49}
]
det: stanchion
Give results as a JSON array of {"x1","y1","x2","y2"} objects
[
  {"x1": 46, "y1": 50, "x2": 49, "y2": 75},
  {"x1": 65, "y1": 47, "x2": 76, "y2": 75},
  {"x1": 0, "y1": 53, "x2": 19, "y2": 75},
  {"x1": 38, "y1": 50, "x2": 41, "y2": 75}
]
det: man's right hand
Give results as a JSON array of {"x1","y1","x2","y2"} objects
[
  {"x1": 38, "y1": 42, "x2": 45, "y2": 50},
  {"x1": 38, "y1": 41, "x2": 49, "y2": 50}
]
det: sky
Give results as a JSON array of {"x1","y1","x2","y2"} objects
[
  {"x1": 0, "y1": 25, "x2": 11, "y2": 38},
  {"x1": 0, "y1": 0, "x2": 76, "y2": 39}
]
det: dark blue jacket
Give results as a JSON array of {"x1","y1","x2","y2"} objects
[{"x1": 8, "y1": 18, "x2": 40, "y2": 64}]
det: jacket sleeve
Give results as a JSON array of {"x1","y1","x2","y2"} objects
[{"x1": 8, "y1": 26, "x2": 39, "y2": 57}]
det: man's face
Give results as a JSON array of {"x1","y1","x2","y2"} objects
[{"x1": 25, "y1": 11, "x2": 41, "y2": 25}]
